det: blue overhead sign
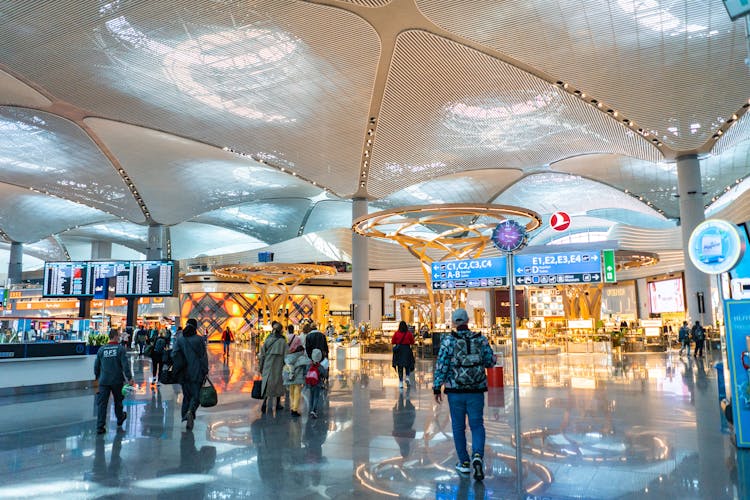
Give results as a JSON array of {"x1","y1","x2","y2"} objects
[
  {"x1": 514, "y1": 250, "x2": 602, "y2": 285},
  {"x1": 431, "y1": 256, "x2": 508, "y2": 290}
]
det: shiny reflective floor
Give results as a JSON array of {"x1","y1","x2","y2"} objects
[{"x1": 0, "y1": 343, "x2": 748, "y2": 499}]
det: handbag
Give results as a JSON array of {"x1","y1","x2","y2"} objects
[
  {"x1": 251, "y1": 376, "x2": 263, "y2": 400},
  {"x1": 199, "y1": 377, "x2": 218, "y2": 407},
  {"x1": 159, "y1": 364, "x2": 179, "y2": 384}
]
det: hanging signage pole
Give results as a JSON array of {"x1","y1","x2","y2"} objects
[{"x1": 507, "y1": 252, "x2": 523, "y2": 494}]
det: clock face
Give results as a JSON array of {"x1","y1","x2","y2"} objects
[{"x1": 492, "y1": 220, "x2": 526, "y2": 252}]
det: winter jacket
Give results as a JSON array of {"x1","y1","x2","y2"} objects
[
  {"x1": 172, "y1": 325, "x2": 209, "y2": 383},
  {"x1": 283, "y1": 349, "x2": 310, "y2": 386},
  {"x1": 305, "y1": 330, "x2": 329, "y2": 360},
  {"x1": 433, "y1": 328, "x2": 496, "y2": 394},
  {"x1": 260, "y1": 333, "x2": 288, "y2": 398},
  {"x1": 94, "y1": 342, "x2": 132, "y2": 385}
]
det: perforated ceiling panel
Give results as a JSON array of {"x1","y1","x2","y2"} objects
[
  {"x1": 493, "y1": 173, "x2": 668, "y2": 226},
  {"x1": 0, "y1": 69, "x2": 51, "y2": 107},
  {"x1": 376, "y1": 169, "x2": 524, "y2": 209},
  {"x1": 303, "y1": 200, "x2": 353, "y2": 234},
  {"x1": 709, "y1": 181, "x2": 750, "y2": 224},
  {"x1": 339, "y1": 0, "x2": 392, "y2": 6},
  {"x1": 552, "y1": 154, "x2": 678, "y2": 217},
  {"x1": 0, "y1": 1, "x2": 380, "y2": 196},
  {"x1": 606, "y1": 225, "x2": 682, "y2": 251},
  {"x1": 61, "y1": 222, "x2": 149, "y2": 253},
  {"x1": 86, "y1": 118, "x2": 323, "y2": 225},
  {"x1": 417, "y1": 0, "x2": 749, "y2": 151},
  {"x1": 169, "y1": 222, "x2": 265, "y2": 259},
  {"x1": 370, "y1": 31, "x2": 661, "y2": 198},
  {"x1": 0, "y1": 183, "x2": 115, "y2": 242},
  {"x1": 700, "y1": 140, "x2": 750, "y2": 204},
  {"x1": 194, "y1": 198, "x2": 312, "y2": 245},
  {"x1": 0, "y1": 107, "x2": 142, "y2": 221}
]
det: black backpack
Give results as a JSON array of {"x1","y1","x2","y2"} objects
[{"x1": 450, "y1": 331, "x2": 486, "y2": 389}]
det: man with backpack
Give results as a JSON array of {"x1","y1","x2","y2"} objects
[
  {"x1": 692, "y1": 321, "x2": 706, "y2": 358},
  {"x1": 678, "y1": 321, "x2": 691, "y2": 356},
  {"x1": 433, "y1": 308, "x2": 497, "y2": 481}
]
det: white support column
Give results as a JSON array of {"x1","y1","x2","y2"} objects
[
  {"x1": 352, "y1": 198, "x2": 370, "y2": 327},
  {"x1": 676, "y1": 154, "x2": 713, "y2": 325},
  {"x1": 90, "y1": 241, "x2": 112, "y2": 260}
]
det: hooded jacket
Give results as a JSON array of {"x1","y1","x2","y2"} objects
[
  {"x1": 432, "y1": 328, "x2": 496, "y2": 394},
  {"x1": 172, "y1": 324, "x2": 208, "y2": 383}
]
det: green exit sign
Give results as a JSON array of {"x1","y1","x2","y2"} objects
[{"x1": 603, "y1": 250, "x2": 616, "y2": 283}]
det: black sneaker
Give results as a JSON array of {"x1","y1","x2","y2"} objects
[
  {"x1": 96, "y1": 428, "x2": 106, "y2": 435},
  {"x1": 186, "y1": 411, "x2": 194, "y2": 430},
  {"x1": 117, "y1": 411, "x2": 127, "y2": 427},
  {"x1": 472, "y1": 453, "x2": 484, "y2": 481}
]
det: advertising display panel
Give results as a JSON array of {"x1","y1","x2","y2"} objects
[
  {"x1": 648, "y1": 278, "x2": 685, "y2": 314},
  {"x1": 723, "y1": 300, "x2": 750, "y2": 448}
]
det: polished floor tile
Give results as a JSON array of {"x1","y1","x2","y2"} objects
[{"x1": 0, "y1": 344, "x2": 747, "y2": 499}]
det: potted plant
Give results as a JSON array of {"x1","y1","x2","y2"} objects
[{"x1": 86, "y1": 333, "x2": 109, "y2": 354}]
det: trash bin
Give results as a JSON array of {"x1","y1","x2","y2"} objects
[
  {"x1": 487, "y1": 366, "x2": 504, "y2": 387},
  {"x1": 432, "y1": 332, "x2": 442, "y2": 356}
]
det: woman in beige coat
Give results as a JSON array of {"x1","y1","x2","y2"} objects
[{"x1": 259, "y1": 322, "x2": 288, "y2": 413}]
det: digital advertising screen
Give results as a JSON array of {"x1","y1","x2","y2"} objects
[{"x1": 648, "y1": 277, "x2": 685, "y2": 314}]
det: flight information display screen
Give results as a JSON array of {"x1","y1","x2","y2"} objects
[
  {"x1": 89, "y1": 261, "x2": 130, "y2": 296},
  {"x1": 43, "y1": 260, "x2": 177, "y2": 297},
  {"x1": 125, "y1": 260, "x2": 175, "y2": 296},
  {"x1": 43, "y1": 262, "x2": 89, "y2": 297}
]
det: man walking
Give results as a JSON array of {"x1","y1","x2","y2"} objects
[
  {"x1": 94, "y1": 329, "x2": 134, "y2": 435},
  {"x1": 678, "y1": 321, "x2": 691, "y2": 356},
  {"x1": 172, "y1": 318, "x2": 208, "y2": 430},
  {"x1": 692, "y1": 321, "x2": 706, "y2": 358},
  {"x1": 433, "y1": 308, "x2": 497, "y2": 481}
]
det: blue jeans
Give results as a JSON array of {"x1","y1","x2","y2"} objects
[{"x1": 447, "y1": 392, "x2": 486, "y2": 463}]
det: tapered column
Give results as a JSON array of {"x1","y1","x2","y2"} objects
[
  {"x1": 676, "y1": 154, "x2": 713, "y2": 325},
  {"x1": 8, "y1": 241, "x2": 22, "y2": 285},
  {"x1": 146, "y1": 224, "x2": 165, "y2": 260},
  {"x1": 90, "y1": 241, "x2": 112, "y2": 260},
  {"x1": 352, "y1": 198, "x2": 370, "y2": 326}
]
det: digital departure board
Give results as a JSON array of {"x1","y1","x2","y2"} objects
[
  {"x1": 43, "y1": 262, "x2": 89, "y2": 297},
  {"x1": 125, "y1": 260, "x2": 176, "y2": 296},
  {"x1": 89, "y1": 261, "x2": 130, "y2": 296},
  {"x1": 43, "y1": 260, "x2": 177, "y2": 297}
]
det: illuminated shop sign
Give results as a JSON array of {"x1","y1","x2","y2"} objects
[{"x1": 688, "y1": 219, "x2": 745, "y2": 274}]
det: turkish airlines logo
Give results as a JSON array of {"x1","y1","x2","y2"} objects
[{"x1": 550, "y1": 212, "x2": 571, "y2": 231}]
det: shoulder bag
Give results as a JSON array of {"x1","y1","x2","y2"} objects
[{"x1": 199, "y1": 376, "x2": 218, "y2": 407}]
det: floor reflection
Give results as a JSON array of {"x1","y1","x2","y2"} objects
[{"x1": 0, "y1": 346, "x2": 747, "y2": 499}]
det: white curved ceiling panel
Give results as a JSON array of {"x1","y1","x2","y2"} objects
[
  {"x1": 0, "y1": 183, "x2": 114, "y2": 242},
  {"x1": 0, "y1": 1, "x2": 380, "y2": 196},
  {"x1": 370, "y1": 30, "x2": 661, "y2": 198},
  {"x1": 493, "y1": 173, "x2": 668, "y2": 225},
  {"x1": 61, "y1": 222, "x2": 149, "y2": 253},
  {"x1": 304, "y1": 200, "x2": 353, "y2": 234},
  {"x1": 0, "y1": 107, "x2": 143, "y2": 221},
  {"x1": 606, "y1": 225, "x2": 682, "y2": 251},
  {"x1": 169, "y1": 222, "x2": 265, "y2": 260},
  {"x1": 0, "y1": 69, "x2": 51, "y2": 107},
  {"x1": 194, "y1": 199, "x2": 311, "y2": 245},
  {"x1": 700, "y1": 140, "x2": 750, "y2": 204},
  {"x1": 527, "y1": 216, "x2": 616, "y2": 246},
  {"x1": 376, "y1": 169, "x2": 524, "y2": 209},
  {"x1": 86, "y1": 118, "x2": 323, "y2": 225},
  {"x1": 552, "y1": 154, "x2": 678, "y2": 217},
  {"x1": 417, "y1": 0, "x2": 748, "y2": 151},
  {"x1": 9, "y1": 238, "x2": 67, "y2": 263},
  {"x1": 709, "y1": 178, "x2": 750, "y2": 224}
]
